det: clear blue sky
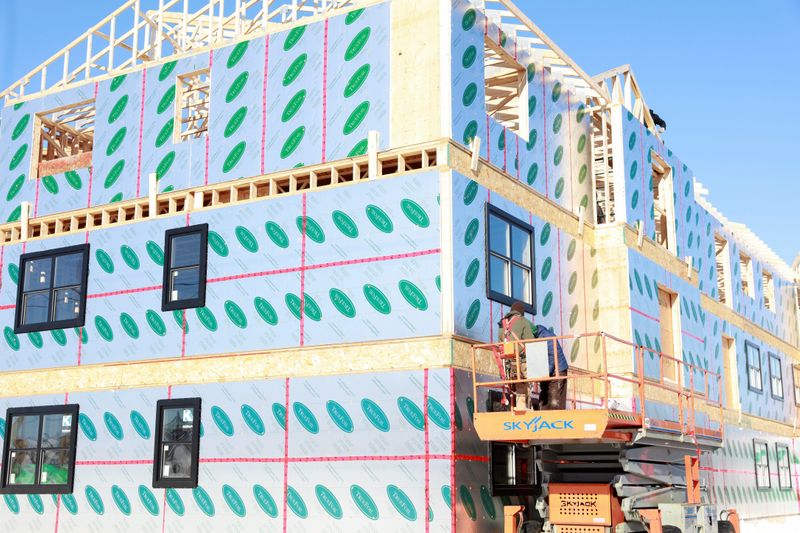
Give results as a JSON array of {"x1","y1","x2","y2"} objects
[{"x1": 1, "y1": 1, "x2": 798, "y2": 264}]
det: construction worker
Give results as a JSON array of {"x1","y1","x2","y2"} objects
[{"x1": 498, "y1": 302, "x2": 569, "y2": 410}]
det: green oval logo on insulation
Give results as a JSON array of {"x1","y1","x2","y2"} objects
[
  {"x1": 287, "y1": 486, "x2": 307, "y2": 518},
  {"x1": 223, "y1": 107, "x2": 247, "y2": 138},
  {"x1": 104, "y1": 159, "x2": 125, "y2": 189},
  {"x1": 164, "y1": 488, "x2": 184, "y2": 516},
  {"x1": 578, "y1": 164, "x2": 588, "y2": 183},
  {"x1": 552, "y1": 113, "x2": 562, "y2": 134},
  {"x1": 4, "y1": 495, "x2": 19, "y2": 514},
  {"x1": 479, "y1": 486, "x2": 496, "y2": 519},
  {"x1": 159, "y1": 61, "x2": 177, "y2": 81},
  {"x1": 110, "y1": 74, "x2": 127, "y2": 91},
  {"x1": 41, "y1": 174, "x2": 59, "y2": 194},
  {"x1": 387, "y1": 485, "x2": 417, "y2": 521},
  {"x1": 285, "y1": 293, "x2": 303, "y2": 319},
  {"x1": 577, "y1": 134, "x2": 586, "y2": 153},
  {"x1": 254, "y1": 297, "x2": 279, "y2": 325},
  {"x1": 119, "y1": 312, "x2": 139, "y2": 339},
  {"x1": 104, "y1": 412, "x2": 124, "y2": 440},
  {"x1": 5, "y1": 174, "x2": 25, "y2": 202},
  {"x1": 156, "y1": 150, "x2": 175, "y2": 179},
  {"x1": 397, "y1": 397, "x2": 425, "y2": 431},
  {"x1": 11, "y1": 114, "x2": 30, "y2": 141},
  {"x1": 138, "y1": 485, "x2": 159, "y2": 516},
  {"x1": 241, "y1": 404, "x2": 265, "y2": 436},
  {"x1": 463, "y1": 120, "x2": 478, "y2": 144},
  {"x1": 224, "y1": 300, "x2": 248, "y2": 329},
  {"x1": 361, "y1": 398, "x2": 390, "y2": 432},
  {"x1": 8, "y1": 263, "x2": 19, "y2": 284},
  {"x1": 331, "y1": 211, "x2": 358, "y2": 238},
  {"x1": 146, "y1": 240, "x2": 164, "y2": 265},
  {"x1": 272, "y1": 403, "x2": 287, "y2": 430},
  {"x1": 284, "y1": 26, "x2": 306, "y2": 51},
  {"x1": 351, "y1": 485, "x2": 379, "y2": 520},
  {"x1": 427, "y1": 397, "x2": 450, "y2": 429},
  {"x1": 363, "y1": 284, "x2": 391, "y2": 314},
  {"x1": 65, "y1": 170, "x2": 82, "y2": 190},
  {"x1": 9, "y1": 144, "x2": 27, "y2": 171},
  {"x1": 326, "y1": 400, "x2": 354, "y2": 433},
  {"x1": 551, "y1": 81, "x2": 562, "y2": 102},
  {"x1": 460, "y1": 485, "x2": 477, "y2": 520},
  {"x1": 302, "y1": 294, "x2": 322, "y2": 321},
  {"x1": 540, "y1": 223, "x2": 551, "y2": 245},
  {"x1": 280, "y1": 126, "x2": 305, "y2": 159},
  {"x1": 96, "y1": 249, "x2": 115, "y2": 273},
  {"x1": 464, "y1": 218, "x2": 479, "y2": 246},
  {"x1": 282, "y1": 90, "x2": 306, "y2": 123},
  {"x1": 4, "y1": 327, "x2": 19, "y2": 351},
  {"x1": 348, "y1": 138, "x2": 368, "y2": 156},
  {"x1": 227, "y1": 41, "x2": 249, "y2": 68},
  {"x1": 553, "y1": 145, "x2": 564, "y2": 166},
  {"x1": 329, "y1": 288, "x2": 356, "y2": 318},
  {"x1": 283, "y1": 53, "x2": 307, "y2": 87},
  {"x1": 264, "y1": 221, "x2": 290, "y2": 248},
  {"x1": 463, "y1": 181, "x2": 478, "y2": 205},
  {"x1": 345, "y1": 27, "x2": 370, "y2": 61},
  {"x1": 462, "y1": 45, "x2": 477, "y2": 68},
  {"x1": 106, "y1": 127, "x2": 127, "y2": 156},
  {"x1": 119, "y1": 245, "x2": 140, "y2": 270},
  {"x1": 110, "y1": 192, "x2": 123, "y2": 203},
  {"x1": 211, "y1": 406, "x2": 234, "y2": 437},
  {"x1": 366, "y1": 204, "x2": 393, "y2": 233},
  {"x1": 155, "y1": 118, "x2": 174, "y2": 148},
  {"x1": 343, "y1": 101, "x2": 369, "y2": 135},
  {"x1": 79, "y1": 413, "x2": 97, "y2": 441},
  {"x1": 541, "y1": 257, "x2": 552, "y2": 281},
  {"x1": 345, "y1": 7, "x2": 364, "y2": 24},
  {"x1": 86, "y1": 486, "x2": 105, "y2": 515},
  {"x1": 555, "y1": 177, "x2": 565, "y2": 198},
  {"x1": 464, "y1": 258, "x2": 480, "y2": 287},
  {"x1": 222, "y1": 485, "x2": 246, "y2": 517},
  {"x1": 27, "y1": 331, "x2": 42, "y2": 349},
  {"x1": 344, "y1": 64, "x2": 370, "y2": 97},
  {"x1": 75, "y1": 327, "x2": 88, "y2": 344},
  {"x1": 130, "y1": 410, "x2": 151, "y2": 439},
  {"x1": 146, "y1": 310, "x2": 167, "y2": 336},
  {"x1": 462, "y1": 83, "x2": 477, "y2": 107},
  {"x1": 400, "y1": 199, "x2": 430, "y2": 228},
  {"x1": 208, "y1": 231, "x2": 229, "y2": 256},
  {"x1": 192, "y1": 487, "x2": 215, "y2": 517},
  {"x1": 235, "y1": 225, "x2": 259, "y2": 252},
  {"x1": 398, "y1": 280, "x2": 428, "y2": 311},
  {"x1": 62, "y1": 494, "x2": 78, "y2": 515},
  {"x1": 631, "y1": 190, "x2": 639, "y2": 209},
  {"x1": 223, "y1": 141, "x2": 246, "y2": 173},
  {"x1": 95, "y1": 315, "x2": 114, "y2": 341},
  {"x1": 628, "y1": 131, "x2": 636, "y2": 150},
  {"x1": 569, "y1": 304, "x2": 579, "y2": 327},
  {"x1": 296, "y1": 215, "x2": 325, "y2": 243},
  {"x1": 462, "y1": 8, "x2": 477, "y2": 30},
  {"x1": 156, "y1": 85, "x2": 175, "y2": 115},
  {"x1": 173, "y1": 309, "x2": 188, "y2": 333},
  {"x1": 542, "y1": 291, "x2": 553, "y2": 316},
  {"x1": 465, "y1": 299, "x2": 480, "y2": 329},
  {"x1": 253, "y1": 485, "x2": 278, "y2": 517},
  {"x1": 196, "y1": 307, "x2": 218, "y2": 332},
  {"x1": 314, "y1": 485, "x2": 342, "y2": 520},
  {"x1": 112, "y1": 486, "x2": 131, "y2": 515},
  {"x1": 27, "y1": 494, "x2": 44, "y2": 515},
  {"x1": 226, "y1": 71, "x2": 249, "y2": 103},
  {"x1": 108, "y1": 95, "x2": 128, "y2": 124}
]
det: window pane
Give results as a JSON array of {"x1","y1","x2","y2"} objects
[
  {"x1": 9, "y1": 415, "x2": 40, "y2": 448},
  {"x1": 22, "y1": 257, "x2": 52, "y2": 292},
  {"x1": 162, "y1": 407, "x2": 194, "y2": 443},
  {"x1": 40, "y1": 449, "x2": 71, "y2": 485},
  {"x1": 511, "y1": 265, "x2": 530, "y2": 303},
  {"x1": 161, "y1": 443, "x2": 193, "y2": 479},
  {"x1": 53, "y1": 253, "x2": 83, "y2": 287},
  {"x1": 510, "y1": 226, "x2": 531, "y2": 266},
  {"x1": 41, "y1": 414, "x2": 73, "y2": 448},
  {"x1": 6, "y1": 451, "x2": 37, "y2": 485},
  {"x1": 53, "y1": 287, "x2": 82, "y2": 321},
  {"x1": 171, "y1": 233, "x2": 202, "y2": 268},
  {"x1": 23, "y1": 292, "x2": 51, "y2": 325},
  {"x1": 489, "y1": 255, "x2": 509, "y2": 296},
  {"x1": 488, "y1": 215, "x2": 509, "y2": 256},
  {"x1": 170, "y1": 267, "x2": 200, "y2": 302}
]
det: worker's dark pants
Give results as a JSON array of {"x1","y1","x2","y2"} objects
[{"x1": 539, "y1": 370, "x2": 568, "y2": 410}]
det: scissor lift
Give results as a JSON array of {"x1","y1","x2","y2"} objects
[{"x1": 471, "y1": 332, "x2": 738, "y2": 533}]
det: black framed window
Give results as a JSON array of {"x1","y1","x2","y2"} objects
[
  {"x1": 754, "y1": 440, "x2": 770, "y2": 489},
  {"x1": 161, "y1": 224, "x2": 208, "y2": 312},
  {"x1": 745, "y1": 341, "x2": 762, "y2": 393},
  {"x1": 777, "y1": 444, "x2": 792, "y2": 490},
  {"x1": 485, "y1": 204, "x2": 535, "y2": 313},
  {"x1": 768, "y1": 353, "x2": 784, "y2": 400},
  {"x1": 793, "y1": 365, "x2": 800, "y2": 406},
  {"x1": 14, "y1": 244, "x2": 90, "y2": 333},
  {"x1": 153, "y1": 398, "x2": 201, "y2": 489},
  {"x1": 1, "y1": 404, "x2": 79, "y2": 494}
]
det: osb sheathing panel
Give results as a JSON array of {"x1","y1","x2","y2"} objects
[{"x1": 622, "y1": 224, "x2": 700, "y2": 288}]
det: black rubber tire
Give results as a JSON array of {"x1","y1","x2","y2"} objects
[
  {"x1": 661, "y1": 527, "x2": 682, "y2": 533},
  {"x1": 718, "y1": 520, "x2": 736, "y2": 533}
]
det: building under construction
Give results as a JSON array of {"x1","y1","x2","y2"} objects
[{"x1": 0, "y1": 0, "x2": 797, "y2": 531}]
